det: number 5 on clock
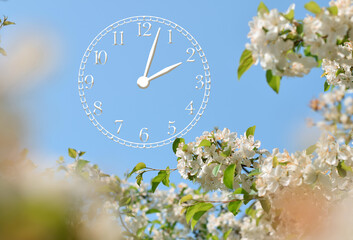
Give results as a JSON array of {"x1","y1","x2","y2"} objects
[{"x1": 168, "y1": 121, "x2": 176, "y2": 135}]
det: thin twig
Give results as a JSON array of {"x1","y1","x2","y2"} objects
[
  {"x1": 118, "y1": 211, "x2": 134, "y2": 235},
  {"x1": 144, "y1": 167, "x2": 177, "y2": 172}
]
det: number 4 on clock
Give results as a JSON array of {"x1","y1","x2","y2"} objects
[{"x1": 185, "y1": 101, "x2": 195, "y2": 115}]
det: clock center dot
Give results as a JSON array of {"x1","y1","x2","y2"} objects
[{"x1": 137, "y1": 76, "x2": 150, "y2": 89}]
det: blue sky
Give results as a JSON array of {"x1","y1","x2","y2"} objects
[{"x1": 2, "y1": 0, "x2": 329, "y2": 183}]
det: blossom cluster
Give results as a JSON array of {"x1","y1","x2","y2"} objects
[
  {"x1": 175, "y1": 123, "x2": 353, "y2": 238},
  {"x1": 310, "y1": 86, "x2": 353, "y2": 143},
  {"x1": 246, "y1": 3, "x2": 317, "y2": 77},
  {"x1": 257, "y1": 133, "x2": 353, "y2": 237},
  {"x1": 176, "y1": 128, "x2": 264, "y2": 192},
  {"x1": 322, "y1": 42, "x2": 353, "y2": 89},
  {"x1": 62, "y1": 158, "x2": 246, "y2": 239},
  {"x1": 245, "y1": 0, "x2": 353, "y2": 80}
]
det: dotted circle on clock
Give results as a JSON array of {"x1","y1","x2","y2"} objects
[{"x1": 78, "y1": 16, "x2": 211, "y2": 148}]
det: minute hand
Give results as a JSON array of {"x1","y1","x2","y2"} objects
[
  {"x1": 147, "y1": 62, "x2": 182, "y2": 82},
  {"x1": 144, "y1": 28, "x2": 161, "y2": 77}
]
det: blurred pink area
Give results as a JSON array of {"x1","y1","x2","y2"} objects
[{"x1": 0, "y1": 26, "x2": 61, "y2": 95}]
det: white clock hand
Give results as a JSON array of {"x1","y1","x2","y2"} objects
[
  {"x1": 144, "y1": 27, "x2": 161, "y2": 77},
  {"x1": 147, "y1": 62, "x2": 182, "y2": 82}
]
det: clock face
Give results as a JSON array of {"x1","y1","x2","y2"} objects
[{"x1": 78, "y1": 16, "x2": 211, "y2": 148}]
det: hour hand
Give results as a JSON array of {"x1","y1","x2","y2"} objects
[
  {"x1": 147, "y1": 62, "x2": 182, "y2": 82},
  {"x1": 137, "y1": 62, "x2": 182, "y2": 89}
]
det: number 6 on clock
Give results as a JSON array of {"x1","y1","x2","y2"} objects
[{"x1": 139, "y1": 128, "x2": 149, "y2": 142}]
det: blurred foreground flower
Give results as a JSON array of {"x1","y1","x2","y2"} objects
[
  {"x1": 0, "y1": 102, "x2": 122, "y2": 240},
  {"x1": 0, "y1": 150, "x2": 122, "y2": 240},
  {"x1": 0, "y1": 28, "x2": 59, "y2": 95}
]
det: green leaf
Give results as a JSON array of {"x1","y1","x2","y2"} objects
[
  {"x1": 151, "y1": 171, "x2": 167, "y2": 193},
  {"x1": 266, "y1": 70, "x2": 281, "y2": 94},
  {"x1": 336, "y1": 68, "x2": 345, "y2": 76},
  {"x1": 245, "y1": 206, "x2": 257, "y2": 218},
  {"x1": 146, "y1": 209, "x2": 161, "y2": 214},
  {"x1": 256, "y1": 214, "x2": 263, "y2": 226},
  {"x1": 297, "y1": 23, "x2": 304, "y2": 35},
  {"x1": 180, "y1": 194, "x2": 193, "y2": 204},
  {"x1": 136, "y1": 172, "x2": 144, "y2": 186},
  {"x1": 246, "y1": 125, "x2": 256, "y2": 138},
  {"x1": 341, "y1": 161, "x2": 353, "y2": 172},
  {"x1": 136, "y1": 226, "x2": 146, "y2": 238},
  {"x1": 272, "y1": 156, "x2": 278, "y2": 168},
  {"x1": 306, "y1": 144, "x2": 317, "y2": 155},
  {"x1": 233, "y1": 188, "x2": 248, "y2": 195},
  {"x1": 317, "y1": 59, "x2": 323, "y2": 67},
  {"x1": 327, "y1": 6, "x2": 338, "y2": 15},
  {"x1": 186, "y1": 202, "x2": 213, "y2": 224},
  {"x1": 173, "y1": 138, "x2": 185, "y2": 154},
  {"x1": 199, "y1": 139, "x2": 212, "y2": 147},
  {"x1": 324, "y1": 81, "x2": 330, "y2": 92},
  {"x1": 248, "y1": 168, "x2": 261, "y2": 177},
  {"x1": 76, "y1": 159, "x2": 89, "y2": 171},
  {"x1": 304, "y1": 1, "x2": 322, "y2": 15},
  {"x1": 283, "y1": 9, "x2": 295, "y2": 21},
  {"x1": 223, "y1": 229, "x2": 233, "y2": 240},
  {"x1": 244, "y1": 196, "x2": 253, "y2": 205},
  {"x1": 212, "y1": 164, "x2": 221, "y2": 177},
  {"x1": 3, "y1": 20, "x2": 15, "y2": 26},
  {"x1": 191, "y1": 210, "x2": 208, "y2": 230},
  {"x1": 78, "y1": 151, "x2": 86, "y2": 157},
  {"x1": 128, "y1": 162, "x2": 146, "y2": 177},
  {"x1": 233, "y1": 188, "x2": 251, "y2": 204},
  {"x1": 68, "y1": 148, "x2": 78, "y2": 159},
  {"x1": 119, "y1": 197, "x2": 131, "y2": 206},
  {"x1": 162, "y1": 166, "x2": 170, "y2": 187},
  {"x1": 304, "y1": 46, "x2": 311, "y2": 56},
  {"x1": 280, "y1": 29, "x2": 291, "y2": 35},
  {"x1": 223, "y1": 164, "x2": 236, "y2": 189},
  {"x1": 257, "y1": 1, "x2": 269, "y2": 14},
  {"x1": 0, "y1": 47, "x2": 7, "y2": 56},
  {"x1": 260, "y1": 198, "x2": 271, "y2": 213},
  {"x1": 211, "y1": 235, "x2": 220, "y2": 240},
  {"x1": 56, "y1": 156, "x2": 64, "y2": 164},
  {"x1": 237, "y1": 49, "x2": 254, "y2": 80},
  {"x1": 337, "y1": 161, "x2": 347, "y2": 177},
  {"x1": 221, "y1": 148, "x2": 232, "y2": 158},
  {"x1": 228, "y1": 200, "x2": 242, "y2": 216},
  {"x1": 338, "y1": 102, "x2": 342, "y2": 113}
]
